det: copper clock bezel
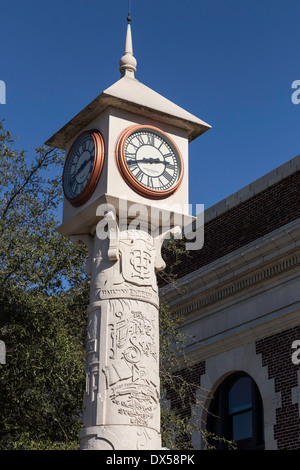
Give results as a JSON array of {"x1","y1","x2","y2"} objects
[
  {"x1": 116, "y1": 124, "x2": 184, "y2": 200},
  {"x1": 63, "y1": 129, "x2": 105, "y2": 207}
]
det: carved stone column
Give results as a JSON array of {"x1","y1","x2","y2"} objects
[{"x1": 77, "y1": 215, "x2": 177, "y2": 450}]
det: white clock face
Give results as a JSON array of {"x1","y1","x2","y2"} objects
[
  {"x1": 64, "y1": 134, "x2": 95, "y2": 199},
  {"x1": 124, "y1": 128, "x2": 182, "y2": 193}
]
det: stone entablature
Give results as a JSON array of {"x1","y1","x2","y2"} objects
[
  {"x1": 161, "y1": 217, "x2": 300, "y2": 364},
  {"x1": 161, "y1": 158, "x2": 300, "y2": 284}
]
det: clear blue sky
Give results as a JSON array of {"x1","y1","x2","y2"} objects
[{"x1": 1, "y1": 0, "x2": 300, "y2": 212}]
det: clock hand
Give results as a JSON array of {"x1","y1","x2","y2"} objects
[
  {"x1": 127, "y1": 157, "x2": 164, "y2": 165},
  {"x1": 77, "y1": 157, "x2": 91, "y2": 174}
]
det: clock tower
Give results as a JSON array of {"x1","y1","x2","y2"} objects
[{"x1": 45, "y1": 11, "x2": 210, "y2": 450}]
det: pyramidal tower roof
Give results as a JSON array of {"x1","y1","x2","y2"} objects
[{"x1": 45, "y1": 9, "x2": 211, "y2": 150}]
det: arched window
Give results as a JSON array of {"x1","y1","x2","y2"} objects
[{"x1": 206, "y1": 372, "x2": 265, "y2": 450}]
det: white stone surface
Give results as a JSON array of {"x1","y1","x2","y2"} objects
[
  {"x1": 161, "y1": 219, "x2": 300, "y2": 363},
  {"x1": 0, "y1": 340, "x2": 5, "y2": 364},
  {"x1": 191, "y1": 342, "x2": 279, "y2": 450},
  {"x1": 45, "y1": 76, "x2": 211, "y2": 150},
  {"x1": 56, "y1": 105, "x2": 194, "y2": 238},
  {"x1": 119, "y1": 20, "x2": 137, "y2": 78},
  {"x1": 75, "y1": 222, "x2": 179, "y2": 450}
]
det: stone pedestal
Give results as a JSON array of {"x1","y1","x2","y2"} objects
[{"x1": 76, "y1": 216, "x2": 176, "y2": 450}]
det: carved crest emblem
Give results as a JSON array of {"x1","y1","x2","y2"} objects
[
  {"x1": 130, "y1": 249, "x2": 151, "y2": 280},
  {"x1": 119, "y1": 236, "x2": 156, "y2": 286}
]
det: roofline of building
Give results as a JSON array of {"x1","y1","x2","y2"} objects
[{"x1": 203, "y1": 153, "x2": 300, "y2": 223}]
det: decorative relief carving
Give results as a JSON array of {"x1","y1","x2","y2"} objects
[
  {"x1": 85, "y1": 367, "x2": 100, "y2": 403},
  {"x1": 109, "y1": 316, "x2": 157, "y2": 362},
  {"x1": 81, "y1": 226, "x2": 164, "y2": 449},
  {"x1": 99, "y1": 284, "x2": 159, "y2": 308},
  {"x1": 104, "y1": 299, "x2": 159, "y2": 427},
  {"x1": 87, "y1": 339, "x2": 97, "y2": 355},
  {"x1": 85, "y1": 371, "x2": 90, "y2": 396},
  {"x1": 136, "y1": 428, "x2": 152, "y2": 450},
  {"x1": 119, "y1": 232, "x2": 156, "y2": 287},
  {"x1": 86, "y1": 313, "x2": 99, "y2": 355},
  {"x1": 130, "y1": 249, "x2": 152, "y2": 281},
  {"x1": 91, "y1": 370, "x2": 99, "y2": 402},
  {"x1": 91, "y1": 229, "x2": 161, "y2": 308}
]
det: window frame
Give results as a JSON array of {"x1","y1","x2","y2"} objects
[{"x1": 206, "y1": 372, "x2": 265, "y2": 450}]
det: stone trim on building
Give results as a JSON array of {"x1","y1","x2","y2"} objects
[
  {"x1": 256, "y1": 325, "x2": 300, "y2": 449},
  {"x1": 161, "y1": 161, "x2": 300, "y2": 285},
  {"x1": 190, "y1": 342, "x2": 279, "y2": 450},
  {"x1": 173, "y1": 252, "x2": 300, "y2": 319},
  {"x1": 161, "y1": 217, "x2": 300, "y2": 368}
]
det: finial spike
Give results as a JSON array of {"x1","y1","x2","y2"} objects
[
  {"x1": 127, "y1": 0, "x2": 131, "y2": 23},
  {"x1": 119, "y1": 2, "x2": 137, "y2": 78}
]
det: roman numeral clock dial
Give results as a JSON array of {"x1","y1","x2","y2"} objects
[
  {"x1": 116, "y1": 125, "x2": 184, "y2": 199},
  {"x1": 63, "y1": 130, "x2": 105, "y2": 207}
]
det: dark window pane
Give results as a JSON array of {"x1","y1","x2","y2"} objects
[
  {"x1": 206, "y1": 373, "x2": 265, "y2": 450},
  {"x1": 229, "y1": 377, "x2": 252, "y2": 414},
  {"x1": 232, "y1": 411, "x2": 253, "y2": 441}
]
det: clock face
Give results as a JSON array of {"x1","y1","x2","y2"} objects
[
  {"x1": 63, "y1": 130, "x2": 104, "y2": 207},
  {"x1": 116, "y1": 125, "x2": 184, "y2": 199}
]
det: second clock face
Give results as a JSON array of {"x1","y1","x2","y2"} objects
[
  {"x1": 116, "y1": 125, "x2": 184, "y2": 199},
  {"x1": 63, "y1": 130, "x2": 104, "y2": 207}
]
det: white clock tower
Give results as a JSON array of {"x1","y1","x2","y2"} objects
[{"x1": 45, "y1": 11, "x2": 210, "y2": 450}]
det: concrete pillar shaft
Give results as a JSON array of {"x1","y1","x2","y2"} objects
[{"x1": 79, "y1": 225, "x2": 163, "y2": 450}]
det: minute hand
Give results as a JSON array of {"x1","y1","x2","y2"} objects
[{"x1": 127, "y1": 158, "x2": 164, "y2": 165}]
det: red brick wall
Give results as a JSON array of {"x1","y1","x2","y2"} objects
[
  {"x1": 167, "y1": 326, "x2": 300, "y2": 449},
  {"x1": 161, "y1": 170, "x2": 300, "y2": 285},
  {"x1": 164, "y1": 362, "x2": 206, "y2": 448},
  {"x1": 256, "y1": 325, "x2": 300, "y2": 450},
  {"x1": 165, "y1": 362, "x2": 206, "y2": 419}
]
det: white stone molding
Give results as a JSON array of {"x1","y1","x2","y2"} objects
[
  {"x1": 70, "y1": 234, "x2": 94, "y2": 275},
  {"x1": 0, "y1": 340, "x2": 6, "y2": 365},
  {"x1": 191, "y1": 342, "x2": 280, "y2": 450},
  {"x1": 291, "y1": 368, "x2": 300, "y2": 419},
  {"x1": 160, "y1": 218, "x2": 300, "y2": 367},
  {"x1": 162, "y1": 218, "x2": 300, "y2": 312},
  {"x1": 173, "y1": 253, "x2": 300, "y2": 319}
]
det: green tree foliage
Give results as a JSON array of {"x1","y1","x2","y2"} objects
[
  {"x1": 0, "y1": 121, "x2": 89, "y2": 449},
  {"x1": 0, "y1": 123, "x2": 86, "y2": 294}
]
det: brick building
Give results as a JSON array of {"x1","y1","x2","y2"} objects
[{"x1": 161, "y1": 154, "x2": 300, "y2": 450}]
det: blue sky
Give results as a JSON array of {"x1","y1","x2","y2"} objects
[{"x1": 1, "y1": 0, "x2": 300, "y2": 212}]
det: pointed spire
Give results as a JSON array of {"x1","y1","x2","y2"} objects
[{"x1": 119, "y1": 2, "x2": 137, "y2": 78}]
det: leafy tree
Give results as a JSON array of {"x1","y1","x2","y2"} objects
[
  {"x1": 0, "y1": 121, "x2": 88, "y2": 449},
  {"x1": 0, "y1": 122, "x2": 86, "y2": 294}
]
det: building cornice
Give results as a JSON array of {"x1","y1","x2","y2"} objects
[
  {"x1": 160, "y1": 218, "x2": 300, "y2": 367},
  {"x1": 171, "y1": 251, "x2": 300, "y2": 320},
  {"x1": 160, "y1": 218, "x2": 300, "y2": 313}
]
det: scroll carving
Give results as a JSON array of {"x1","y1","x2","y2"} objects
[
  {"x1": 104, "y1": 298, "x2": 159, "y2": 427},
  {"x1": 80, "y1": 227, "x2": 165, "y2": 450}
]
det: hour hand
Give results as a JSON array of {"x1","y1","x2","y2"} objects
[
  {"x1": 77, "y1": 158, "x2": 90, "y2": 173},
  {"x1": 127, "y1": 157, "x2": 163, "y2": 165}
]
